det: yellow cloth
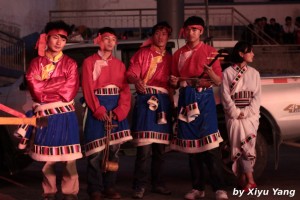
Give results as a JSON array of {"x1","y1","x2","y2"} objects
[
  {"x1": 143, "y1": 55, "x2": 162, "y2": 84},
  {"x1": 41, "y1": 51, "x2": 63, "y2": 80}
]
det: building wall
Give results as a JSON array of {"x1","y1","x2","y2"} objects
[{"x1": 0, "y1": 0, "x2": 57, "y2": 37}]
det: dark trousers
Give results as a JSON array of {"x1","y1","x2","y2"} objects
[
  {"x1": 87, "y1": 144, "x2": 120, "y2": 194},
  {"x1": 189, "y1": 148, "x2": 225, "y2": 192},
  {"x1": 133, "y1": 143, "x2": 166, "y2": 189}
]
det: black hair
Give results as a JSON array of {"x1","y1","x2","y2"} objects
[
  {"x1": 98, "y1": 27, "x2": 117, "y2": 36},
  {"x1": 183, "y1": 16, "x2": 205, "y2": 28},
  {"x1": 285, "y1": 16, "x2": 292, "y2": 21},
  {"x1": 151, "y1": 21, "x2": 172, "y2": 36},
  {"x1": 44, "y1": 20, "x2": 71, "y2": 36},
  {"x1": 231, "y1": 41, "x2": 253, "y2": 64}
]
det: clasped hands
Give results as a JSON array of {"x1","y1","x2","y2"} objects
[{"x1": 94, "y1": 111, "x2": 117, "y2": 121}]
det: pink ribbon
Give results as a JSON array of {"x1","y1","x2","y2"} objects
[
  {"x1": 140, "y1": 38, "x2": 153, "y2": 48},
  {"x1": 0, "y1": 103, "x2": 26, "y2": 118},
  {"x1": 35, "y1": 33, "x2": 47, "y2": 56}
]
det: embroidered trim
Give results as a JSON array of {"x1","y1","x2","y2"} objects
[
  {"x1": 157, "y1": 112, "x2": 167, "y2": 124},
  {"x1": 132, "y1": 131, "x2": 170, "y2": 141},
  {"x1": 109, "y1": 130, "x2": 131, "y2": 140},
  {"x1": 230, "y1": 65, "x2": 248, "y2": 93},
  {"x1": 144, "y1": 87, "x2": 164, "y2": 94},
  {"x1": 231, "y1": 91, "x2": 253, "y2": 108},
  {"x1": 85, "y1": 137, "x2": 106, "y2": 153},
  {"x1": 84, "y1": 130, "x2": 132, "y2": 153},
  {"x1": 232, "y1": 133, "x2": 256, "y2": 162},
  {"x1": 33, "y1": 144, "x2": 81, "y2": 156},
  {"x1": 19, "y1": 137, "x2": 29, "y2": 145},
  {"x1": 171, "y1": 132, "x2": 222, "y2": 149},
  {"x1": 36, "y1": 103, "x2": 75, "y2": 117},
  {"x1": 147, "y1": 95, "x2": 159, "y2": 111},
  {"x1": 178, "y1": 102, "x2": 200, "y2": 123},
  {"x1": 95, "y1": 87, "x2": 120, "y2": 95}
]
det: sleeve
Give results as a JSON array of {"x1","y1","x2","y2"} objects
[
  {"x1": 211, "y1": 47, "x2": 223, "y2": 79},
  {"x1": 126, "y1": 50, "x2": 142, "y2": 83},
  {"x1": 25, "y1": 59, "x2": 45, "y2": 102},
  {"x1": 241, "y1": 70, "x2": 261, "y2": 118},
  {"x1": 171, "y1": 51, "x2": 180, "y2": 77},
  {"x1": 220, "y1": 70, "x2": 241, "y2": 119},
  {"x1": 211, "y1": 59, "x2": 222, "y2": 79},
  {"x1": 44, "y1": 60, "x2": 79, "y2": 102},
  {"x1": 113, "y1": 63, "x2": 131, "y2": 121},
  {"x1": 81, "y1": 58, "x2": 106, "y2": 116},
  {"x1": 26, "y1": 58, "x2": 79, "y2": 102}
]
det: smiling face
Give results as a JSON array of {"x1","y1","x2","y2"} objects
[{"x1": 152, "y1": 28, "x2": 169, "y2": 49}]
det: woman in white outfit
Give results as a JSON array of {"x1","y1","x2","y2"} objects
[{"x1": 220, "y1": 41, "x2": 261, "y2": 191}]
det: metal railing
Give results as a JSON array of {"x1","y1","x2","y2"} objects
[
  {"x1": 49, "y1": 7, "x2": 278, "y2": 44},
  {"x1": 0, "y1": 30, "x2": 26, "y2": 77}
]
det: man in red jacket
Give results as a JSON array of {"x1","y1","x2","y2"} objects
[
  {"x1": 81, "y1": 27, "x2": 132, "y2": 200},
  {"x1": 25, "y1": 20, "x2": 81, "y2": 200},
  {"x1": 126, "y1": 21, "x2": 173, "y2": 199}
]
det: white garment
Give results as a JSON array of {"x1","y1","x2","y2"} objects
[{"x1": 220, "y1": 65, "x2": 261, "y2": 175}]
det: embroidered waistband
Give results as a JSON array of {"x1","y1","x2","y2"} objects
[
  {"x1": 179, "y1": 81, "x2": 212, "y2": 91},
  {"x1": 95, "y1": 87, "x2": 120, "y2": 95},
  {"x1": 231, "y1": 91, "x2": 254, "y2": 99},
  {"x1": 34, "y1": 101, "x2": 75, "y2": 117},
  {"x1": 143, "y1": 86, "x2": 168, "y2": 94},
  {"x1": 231, "y1": 91, "x2": 253, "y2": 108}
]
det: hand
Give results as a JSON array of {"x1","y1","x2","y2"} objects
[
  {"x1": 238, "y1": 112, "x2": 244, "y2": 119},
  {"x1": 112, "y1": 112, "x2": 118, "y2": 120},
  {"x1": 93, "y1": 111, "x2": 109, "y2": 121},
  {"x1": 135, "y1": 79, "x2": 146, "y2": 93},
  {"x1": 203, "y1": 64, "x2": 221, "y2": 86},
  {"x1": 204, "y1": 64, "x2": 213, "y2": 76},
  {"x1": 169, "y1": 75, "x2": 179, "y2": 87}
]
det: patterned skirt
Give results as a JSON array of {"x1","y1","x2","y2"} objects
[
  {"x1": 83, "y1": 94, "x2": 132, "y2": 156},
  {"x1": 131, "y1": 91, "x2": 172, "y2": 146},
  {"x1": 29, "y1": 101, "x2": 82, "y2": 162},
  {"x1": 171, "y1": 86, "x2": 223, "y2": 153}
]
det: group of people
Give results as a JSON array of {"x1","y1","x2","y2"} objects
[
  {"x1": 242, "y1": 16, "x2": 300, "y2": 45},
  {"x1": 16, "y1": 15, "x2": 261, "y2": 200}
]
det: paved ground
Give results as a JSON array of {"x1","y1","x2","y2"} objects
[{"x1": 1, "y1": 145, "x2": 300, "y2": 200}]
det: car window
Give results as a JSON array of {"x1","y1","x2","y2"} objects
[{"x1": 63, "y1": 46, "x2": 98, "y2": 70}]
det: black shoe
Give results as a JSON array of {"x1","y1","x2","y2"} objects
[
  {"x1": 102, "y1": 188, "x2": 122, "y2": 199},
  {"x1": 132, "y1": 188, "x2": 145, "y2": 199},
  {"x1": 151, "y1": 186, "x2": 171, "y2": 195},
  {"x1": 63, "y1": 194, "x2": 78, "y2": 200},
  {"x1": 41, "y1": 194, "x2": 56, "y2": 200},
  {"x1": 89, "y1": 192, "x2": 102, "y2": 200}
]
